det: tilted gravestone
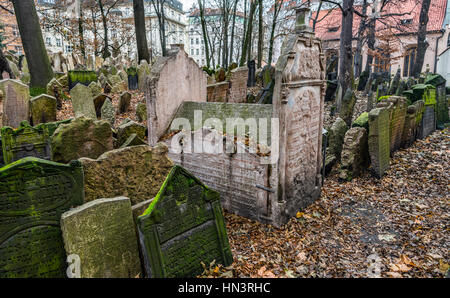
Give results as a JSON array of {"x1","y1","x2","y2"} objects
[
  {"x1": 79, "y1": 143, "x2": 173, "y2": 217},
  {"x1": 1, "y1": 120, "x2": 51, "y2": 164},
  {"x1": 70, "y1": 83, "x2": 97, "y2": 119},
  {"x1": 30, "y1": 94, "x2": 57, "y2": 125},
  {"x1": 68, "y1": 70, "x2": 98, "y2": 91},
  {"x1": 137, "y1": 166, "x2": 233, "y2": 278},
  {"x1": 0, "y1": 79, "x2": 30, "y2": 128},
  {"x1": 368, "y1": 107, "x2": 390, "y2": 178},
  {"x1": 0, "y1": 157, "x2": 84, "y2": 277},
  {"x1": 61, "y1": 197, "x2": 141, "y2": 278}
]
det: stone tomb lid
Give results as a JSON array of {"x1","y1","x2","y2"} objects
[
  {"x1": 137, "y1": 165, "x2": 233, "y2": 278},
  {"x1": 0, "y1": 157, "x2": 84, "y2": 277}
]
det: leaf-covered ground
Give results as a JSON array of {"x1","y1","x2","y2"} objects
[{"x1": 220, "y1": 128, "x2": 449, "y2": 278}]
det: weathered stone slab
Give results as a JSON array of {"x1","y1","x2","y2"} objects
[
  {"x1": 339, "y1": 127, "x2": 369, "y2": 181},
  {"x1": 119, "y1": 133, "x2": 147, "y2": 148},
  {"x1": 116, "y1": 120, "x2": 146, "y2": 147},
  {"x1": 51, "y1": 117, "x2": 113, "y2": 163},
  {"x1": 61, "y1": 197, "x2": 141, "y2": 278},
  {"x1": 420, "y1": 105, "x2": 436, "y2": 139},
  {"x1": 30, "y1": 94, "x2": 57, "y2": 125},
  {"x1": 118, "y1": 91, "x2": 131, "y2": 114},
  {"x1": 368, "y1": 107, "x2": 390, "y2": 178},
  {"x1": 70, "y1": 83, "x2": 97, "y2": 119},
  {"x1": 79, "y1": 143, "x2": 173, "y2": 210},
  {"x1": 137, "y1": 166, "x2": 233, "y2": 278},
  {"x1": 0, "y1": 79, "x2": 30, "y2": 128},
  {"x1": 1, "y1": 121, "x2": 51, "y2": 164},
  {"x1": 100, "y1": 98, "x2": 115, "y2": 126},
  {"x1": 0, "y1": 157, "x2": 84, "y2": 277},
  {"x1": 93, "y1": 93, "x2": 109, "y2": 118}
]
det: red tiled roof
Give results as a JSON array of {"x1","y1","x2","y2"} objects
[{"x1": 313, "y1": 0, "x2": 448, "y2": 41}]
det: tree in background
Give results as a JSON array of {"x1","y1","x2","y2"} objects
[
  {"x1": 411, "y1": 0, "x2": 431, "y2": 77},
  {"x1": 151, "y1": 0, "x2": 168, "y2": 56},
  {"x1": 133, "y1": 0, "x2": 150, "y2": 63},
  {"x1": 10, "y1": 0, "x2": 53, "y2": 94}
]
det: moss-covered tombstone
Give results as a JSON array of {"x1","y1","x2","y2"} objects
[
  {"x1": 137, "y1": 166, "x2": 233, "y2": 278},
  {"x1": 68, "y1": 70, "x2": 98, "y2": 90},
  {"x1": 1, "y1": 121, "x2": 51, "y2": 164},
  {"x1": 60, "y1": 197, "x2": 141, "y2": 278},
  {"x1": 0, "y1": 157, "x2": 84, "y2": 278},
  {"x1": 30, "y1": 94, "x2": 57, "y2": 125}
]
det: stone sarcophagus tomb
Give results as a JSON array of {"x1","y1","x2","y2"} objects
[
  {"x1": 137, "y1": 166, "x2": 233, "y2": 278},
  {"x1": 0, "y1": 157, "x2": 84, "y2": 277},
  {"x1": 1, "y1": 120, "x2": 51, "y2": 165},
  {"x1": 155, "y1": 7, "x2": 325, "y2": 227}
]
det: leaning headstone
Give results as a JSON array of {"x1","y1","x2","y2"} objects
[
  {"x1": 247, "y1": 60, "x2": 256, "y2": 87},
  {"x1": 88, "y1": 81, "x2": 102, "y2": 98},
  {"x1": 1, "y1": 120, "x2": 51, "y2": 164},
  {"x1": 119, "y1": 133, "x2": 147, "y2": 148},
  {"x1": 100, "y1": 98, "x2": 115, "y2": 126},
  {"x1": 135, "y1": 102, "x2": 147, "y2": 122},
  {"x1": 79, "y1": 143, "x2": 173, "y2": 216},
  {"x1": 137, "y1": 60, "x2": 151, "y2": 91},
  {"x1": 368, "y1": 107, "x2": 390, "y2": 178},
  {"x1": 70, "y1": 83, "x2": 97, "y2": 119},
  {"x1": 137, "y1": 166, "x2": 233, "y2": 278},
  {"x1": 339, "y1": 127, "x2": 369, "y2": 181},
  {"x1": 0, "y1": 79, "x2": 30, "y2": 128},
  {"x1": 61, "y1": 197, "x2": 141, "y2": 278},
  {"x1": 46, "y1": 78, "x2": 64, "y2": 109},
  {"x1": 327, "y1": 117, "x2": 348, "y2": 160},
  {"x1": 93, "y1": 93, "x2": 109, "y2": 118},
  {"x1": 116, "y1": 120, "x2": 146, "y2": 147},
  {"x1": 51, "y1": 117, "x2": 113, "y2": 163},
  {"x1": 30, "y1": 94, "x2": 57, "y2": 125},
  {"x1": 0, "y1": 157, "x2": 84, "y2": 278},
  {"x1": 118, "y1": 91, "x2": 131, "y2": 114}
]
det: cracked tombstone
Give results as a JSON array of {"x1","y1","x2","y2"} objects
[
  {"x1": 0, "y1": 157, "x2": 84, "y2": 278},
  {"x1": 61, "y1": 197, "x2": 141, "y2": 278},
  {"x1": 137, "y1": 166, "x2": 233, "y2": 278}
]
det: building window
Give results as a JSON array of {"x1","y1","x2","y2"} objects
[
  {"x1": 56, "y1": 38, "x2": 61, "y2": 47},
  {"x1": 196, "y1": 38, "x2": 199, "y2": 45},
  {"x1": 191, "y1": 49, "x2": 194, "y2": 55},
  {"x1": 447, "y1": 34, "x2": 450, "y2": 47},
  {"x1": 196, "y1": 49, "x2": 199, "y2": 55},
  {"x1": 403, "y1": 47, "x2": 416, "y2": 77},
  {"x1": 191, "y1": 38, "x2": 194, "y2": 45},
  {"x1": 45, "y1": 37, "x2": 51, "y2": 46}
]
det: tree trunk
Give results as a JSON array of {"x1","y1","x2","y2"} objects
[
  {"x1": 11, "y1": 0, "x2": 53, "y2": 92},
  {"x1": 229, "y1": 0, "x2": 238, "y2": 64},
  {"x1": 240, "y1": 0, "x2": 256, "y2": 66},
  {"x1": 97, "y1": 0, "x2": 111, "y2": 59},
  {"x1": 78, "y1": 4, "x2": 86, "y2": 59},
  {"x1": 354, "y1": 0, "x2": 368, "y2": 78},
  {"x1": 411, "y1": 0, "x2": 431, "y2": 78},
  {"x1": 257, "y1": 0, "x2": 263, "y2": 68},
  {"x1": 268, "y1": 0, "x2": 281, "y2": 65},
  {"x1": 364, "y1": 17, "x2": 375, "y2": 74},
  {"x1": 133, "y1": 0, "x2": 150, "y2": 63},
  {"x1": 198, "y1": 0, "x2": 211, "y2": 68},
  {"x1": 337, "y1": 0, "x2": 354, "y2": 112}
]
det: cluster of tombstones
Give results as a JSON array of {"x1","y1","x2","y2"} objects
[
  {"x1": 0, "y1": 96, "x2": 232, "y2": 278},
  {"x1": 324, "y1": 72, "x2": 449, "y2": 181}
]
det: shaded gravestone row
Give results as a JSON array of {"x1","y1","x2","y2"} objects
[{"x1": 0, "y1": 144, "x2": 233, "y2": 278}]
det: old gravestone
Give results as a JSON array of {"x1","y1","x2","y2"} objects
[
  {"x1": 30, "y1": 94, "x2": 57, "y2": 125},
  {"x1": 68, "y1": 70, "x2": 98, "y2": 91},
  {"x1": 1, "y1": 121, "x2": 51, "y2": 164},
  {"x1": 80, "y1": 143, "x2": 173, "y2": 217},
  {"x1": 0, "y1": 79, "x2": 30, "y2": 128},
  {"x1": 101, "y1": 98, "x2": 115, "y2": 126},
  {"x1": 0, "y1": 157, "x2": 84, "y2": 278},
  {"x1": 61, "y1": 197, "x2": 141, "y2": 278},
  {"x1": 51, "y1": 117, "x2": 113, "y2": 163},
  {"x1": 368, "y1": 107, "x2": 390, "y2": 178},
  {"x1": 137, "y1": 166, "x2": 233, "y2": 278},
  {"x1": 70, "y1": 83, "x2": 97, "y2": 119}
]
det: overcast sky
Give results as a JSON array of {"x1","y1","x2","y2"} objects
[{"x1": 181, "y1": 0, "x2": 197, "y2": 11}]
